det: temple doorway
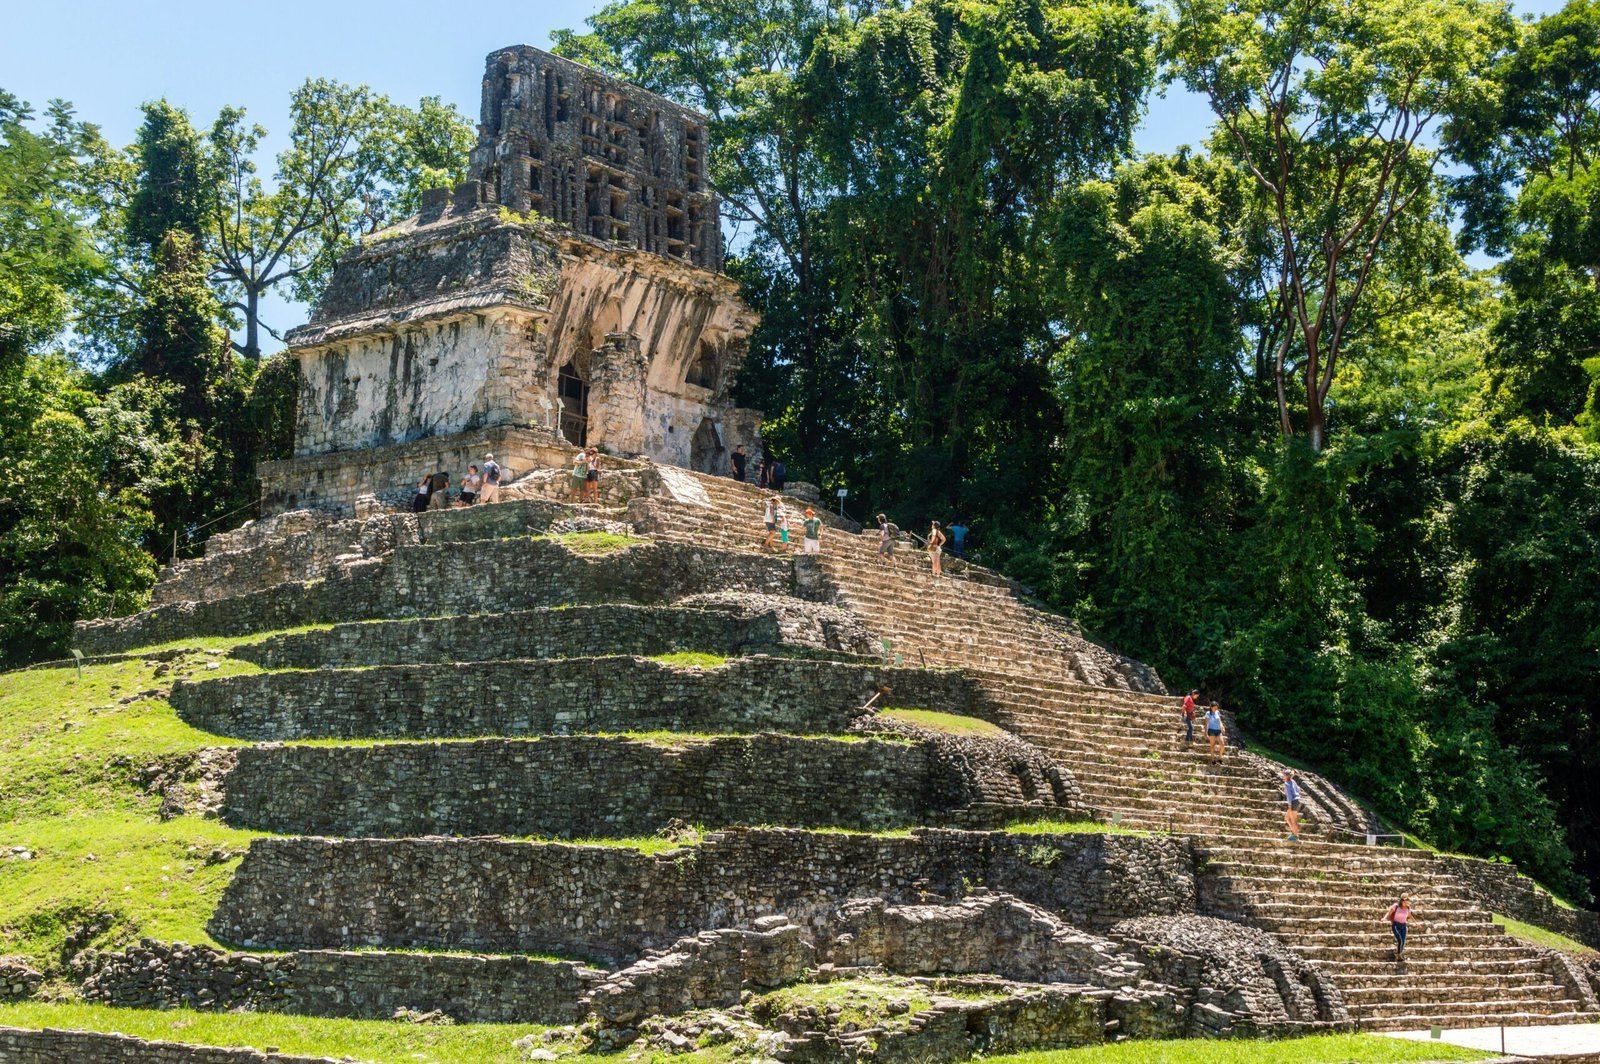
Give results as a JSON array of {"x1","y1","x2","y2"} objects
[
  {"x1": 558, "y1": 360, "x2": 589, "y2": 446},
  {"x1": 690, "y1": 417, "x2": 724, "y2": 474}
]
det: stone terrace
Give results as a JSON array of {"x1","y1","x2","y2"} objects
[{"x1": 60, "y1": 456, "x2": 1600, "y2": 1052}]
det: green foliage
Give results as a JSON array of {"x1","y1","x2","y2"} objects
[
  {"x1": 1161, "y1": 0, "x2": 1515, "y2": 449},
  {"x1": 0, "y1": 92, "x2": 105, "y2": 362},
  {"x1": 1492, "y1": 913, "x2": 1598, "y2": 956},
  {"x1": 0, "y1": 357, "x2": 166, "y2": 663},
  {"x1": 876, "y1": 707, "x2": 1008, "y2": 737}
]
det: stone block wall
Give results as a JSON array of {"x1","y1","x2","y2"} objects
[
  {"x1": 172, "y1": 657, "x2": 974, "y2": 741},
  {"x1": 230, "y1": 603, "x2": 782, "y2": 669},
  {"x1": 258, "y1": 424, "x2": 571, "y2": 516},
  {"x1": 210, "y1": 829, "x2": 1196, "y2": 963},
  {"x1": 154, "y1": 498, "x2": 608, "y2": 608},
  {"x1": 221, "y1": 734, "x2": 1032, "y2": 837},
  {"x1": 1437, "y1": 855, "x2": 1600, "y2": 948},
  {"x1": 75, "y1": 940, "x2": 595, "y2": 1024},
  {"x1": 0, "y1": 1028, "x2": 336, "y2": 1063},
  {"x1": 76, "y1": 539, "x2": 793, "y2": 655}
]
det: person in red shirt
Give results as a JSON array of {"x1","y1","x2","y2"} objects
[{"x1": 1181, "y1": 690, "x2": 1198, "y2": 744}]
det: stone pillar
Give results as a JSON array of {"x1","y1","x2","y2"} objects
[{"x1": 586, "y1": 332, "x2": 648, "y2": 455}]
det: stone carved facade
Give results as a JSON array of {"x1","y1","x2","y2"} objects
[
  {"x1": 269, "y1": 47, "x2": 759, "y2": 516},
  {"x1": 471, "y1": 45, "x2": 721, "y2": 271}
]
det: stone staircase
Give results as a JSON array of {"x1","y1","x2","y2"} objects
[
  {"x1": 627, "y1": 466, "x2": 1600, "y2": 1032},
  {"x1": 61, "y1": 459, "x2": 1600, "y2": 1047}
]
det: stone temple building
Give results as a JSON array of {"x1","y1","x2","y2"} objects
[{"x1": 260, "y1": 45, "x2": 760, "y2": 514}]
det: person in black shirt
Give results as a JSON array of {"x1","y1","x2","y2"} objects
[{"x1": 731, "y1": 445, "x2": 748, "y2": 482}]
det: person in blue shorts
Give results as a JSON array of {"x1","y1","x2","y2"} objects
[{"x1": 1204, "y1": 703, "x2": 1226, "y2": 762}]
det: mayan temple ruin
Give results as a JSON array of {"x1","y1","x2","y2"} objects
[
  {"x1": 6, "y1": 42, "x2": 1600, "y2": 1064},
  {"x1": 261, "y1": 45, "x2": 760, "y2": 516}
]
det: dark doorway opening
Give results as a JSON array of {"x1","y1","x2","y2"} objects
[
  {"x1": 558, "y1": 360, "x2": 589, "y2": 446},
  {"x1": 690, "y1": 418, "x2": 724, "y2": 474}
]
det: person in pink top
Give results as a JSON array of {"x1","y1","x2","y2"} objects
[{"x1": 1385, "y1": 894, "x2": 1413, "y2": 960}]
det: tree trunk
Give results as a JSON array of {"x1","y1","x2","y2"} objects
[{"x1": 244, "y1": 288, "x2": 261, "y2": 361}]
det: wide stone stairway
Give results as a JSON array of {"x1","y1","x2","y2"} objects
[{"x1": 62, "y1": 457, "x2": 1599, "y2": 1057}]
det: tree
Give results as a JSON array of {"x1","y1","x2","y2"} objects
[
  {"x1": 0, "y1": 91, "x2": 104, "y2": 367},
  {"x1": 208, "y1": 83, "x2": 473, "y2": 359},
  {"x1": 1448, "y1": 0, "x2": 1600, "y2": 425},
  {"x1": 1162, "y1": 0, "x2": 1514, "y2": 449}
]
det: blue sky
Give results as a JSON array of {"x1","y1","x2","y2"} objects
[{"x1": 0, "y1": 0, "x2": 1570, "y2": 344}]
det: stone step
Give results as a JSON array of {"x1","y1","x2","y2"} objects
[
  {"x1": 1339, "y1": 982, "x2": 1572, "y2": 1005},
  {"x1": 172, "y1": 655, "x2": 969, "y2": 742},
  {"x1": 221, "y1": 734, "x2": 1070, "y2": 838},
  {"x1": 1356, "y1": 1000, "x2": 1590, "y2": 1026},
  {"x1": 76, "y1": 942, "x2": 596, "y2": 1024}
]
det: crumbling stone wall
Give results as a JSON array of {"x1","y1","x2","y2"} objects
[
  {"x1": 1437, "y1": 855, "x2": 1600, "y2": 949},
  {"x1": 1113, "y1": 915, "x2": 1349, "y2": 1033},
  {"x1": 221, "y1": 734, "x2": 1062, "y2": 837},
  {"x1": 172, "y1": 657, "x2": 974, "y2": 741},
  {"x1": 210, "y1": 829, "x2": 1196, "y2": 963},
  {"x1": 76, "y1": 539, "x2": 793, "y2": 655},
  {"x1": 75, "y1": 940, "x2": 595, "y2": 1023},
  {"x1": 157, "y1": 498, "x2": 586, "y2": 607}
]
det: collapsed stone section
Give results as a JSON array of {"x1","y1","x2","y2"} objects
[
  {"x1": 171, "y1": 657, "x2": 972, "y2": 741},
  {"x1": 1113, "y1": 916, "x2": 1348, "y2": 1031},
  {"x1": 826, "y1": 894, "x2": 1145, "y2": 987},
  {"x1": 220, "y1": 734, "x2": 1071, "y2": 837},
  {"x1": 210, "y1": 829, "x2": 1196, "y2": 964}
]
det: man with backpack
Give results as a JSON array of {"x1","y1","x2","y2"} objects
[{"x1": 480, "y1": 453, "x2": 502, "y2": 503}]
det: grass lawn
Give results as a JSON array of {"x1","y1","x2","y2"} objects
[
  {"x1": 0, "y1": 650, "x2": 272, "y2": 973},
  {"x1": 1005, "y1": 818, "x2": 1153, "y2": 837},
  {"x1": 0, "y1": 653, "x2": 258, "y2": 822},
  {"x1": 0, "y1": 1003, "x2": 559, "y2": 1064},
  {"x1": 984, "y1": 1033, "x2": 1495, "y2": 1063},
  {"x1": 0, "y1": 1006, "x2": 1497, "y2": 1064},
  {"x1": 1493, "y1": 914, "x2": 1599, "y2": 957},
  {"x1": 0, "y1": 814, "x2": 260, "y2": 972},
  {"x1": 877, "y1": 707, "x2": 1008, "y2": 737}
]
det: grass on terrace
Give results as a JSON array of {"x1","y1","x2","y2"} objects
[
  {"x1": 1493, "y1": 913, "x2": 1598, "y2": 957},
  {"x1": 0, "y1": 649, "x2": 270, "y2": 973},
  {"x1": 544, "y1": 530, "x2": 647, "y2": 553},
  {"x1": 876, "y1": 707, "x2": 1007, "y2": 736},
  {"x1": 0, "y1": 1003, "x2": 555, "y2": 1064},
  {"x1": 648, "y1": 651, "x2": 731, "y2": 668}
]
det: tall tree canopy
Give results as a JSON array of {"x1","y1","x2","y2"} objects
[{"x1": 1162, "y1": 0, "x2": 1514, "y2": 449}]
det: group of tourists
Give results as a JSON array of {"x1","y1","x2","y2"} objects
[
  {"x1": 759, "y1": 497, "x2": 825, "y2": 554},
  {"x1": 872, "y1": 514, "x2": 968, "y2": 578},
  {"x1": 729, "y1": 444, "x2": 786, "y2": 490},
  {"x1": 410, "y1": 453, "x2": 502, "y2": 513},
  {"x1": 1179, "y1": 689, "x2": 1230, "y2": 762},
  {"x1": 567, "y1": 446, "x2": 602, "y2": 503}
]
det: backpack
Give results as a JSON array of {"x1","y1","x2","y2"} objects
[{"x1": 772, "y1": 461, "x2": 786, "y2": 480}]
